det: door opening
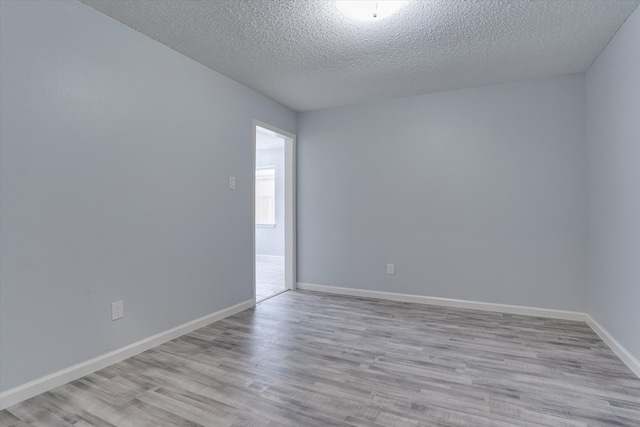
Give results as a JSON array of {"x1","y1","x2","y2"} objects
[{"x1": 253, "y1": 121, "x2": 296, "y2": 303}]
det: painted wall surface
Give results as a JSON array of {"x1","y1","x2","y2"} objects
[
  {"x1": 0, "y1": 0, "x2": 295, "y2": 392},
  {"x1": 586, "y1": 6, "x2": 640, "y2": 361},
  {"x1": 255, "y1": 147, "x2": 285, "y2": 256},
  {"x1": 298, "y1": 75, "x2": 587, "y2": 311}
]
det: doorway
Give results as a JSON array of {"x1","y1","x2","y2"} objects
[{"x1": 253, "y1": 121, "x2": 296, "y2": 303}]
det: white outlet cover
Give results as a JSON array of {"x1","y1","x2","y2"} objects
[
  {"x1": 386, "y1": 264, "x2": 395, "y2": 275},
  {"x1": 111, "y1": 300, "x2": 124, "y2": 321}
]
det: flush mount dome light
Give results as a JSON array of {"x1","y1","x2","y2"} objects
[{"x1": 336, "y1": 1, "x2": 407, "y2": 21}]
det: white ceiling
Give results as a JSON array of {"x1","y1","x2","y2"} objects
[{"x1": 80, "y1": 0, "x2": 639, "y2": 112}]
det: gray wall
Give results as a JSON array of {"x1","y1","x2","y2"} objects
[
  {"x1": 0, "y1": 0, "x2": 295, "y2": 392},
  {"x1": 2, "y1": 0, "x2": 637, "y2": 397},
  {"x1": 298, "y1": 75, "x2": 587, "y2": 311},
  {"x1": 255, "y1": 147, "x2": 285, "y2": 256},
  {"x1": 586, "y1": 6, "x2": 640, "y2": 361}
]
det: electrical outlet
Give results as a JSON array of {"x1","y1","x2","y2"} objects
[
  {"x1": 111, "y1": 300, "x2": 124, "y2": 321},
  {"x1": 229, "y1": 176, "x2": 236, "y2": 189},
  {"x1": 386, "y1": 263, "x2": 395, "y2": 275}
]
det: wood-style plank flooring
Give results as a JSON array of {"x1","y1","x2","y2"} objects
[{"x1": 2, "y1": 290, "x2": 640, "y2": 426}]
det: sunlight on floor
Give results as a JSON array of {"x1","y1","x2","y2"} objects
[{"x1": 256, "y1": 255, "x2": 285, "y2": 302}]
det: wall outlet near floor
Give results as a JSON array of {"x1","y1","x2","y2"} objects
[
  {"x1": 386, "y1": 263, "x2": 395, "y2": 275},
  {"x1": 229, "y1": 176, "x2": 236, "y2": 189},
  {"x1": 111, "y1": 300, "x2": 124, "y2": 321}
]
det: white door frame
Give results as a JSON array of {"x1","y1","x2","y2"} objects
[{"x1": 252, "y1": 120, "x2": 296, "y2": 303}]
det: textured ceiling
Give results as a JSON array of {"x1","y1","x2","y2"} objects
[{"x1": 80, "y1": 0, "x2": 639, "y2": 112}]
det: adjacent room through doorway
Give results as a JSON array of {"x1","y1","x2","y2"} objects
[{"x1": 255, "y1": 125, "x2": 286, "y2": 302}]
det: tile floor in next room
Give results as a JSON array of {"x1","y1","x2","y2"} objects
[{"x1": 255, "y1": 254, "x2": 285, "y2": 302}]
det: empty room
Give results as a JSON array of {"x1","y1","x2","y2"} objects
[{"x1": 1, "y1": 0, "x2": 639, "y2": 425}]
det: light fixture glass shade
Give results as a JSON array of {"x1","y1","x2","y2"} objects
[{"x1": 336, "y1": 1, "x2": 407, "y2": 21}]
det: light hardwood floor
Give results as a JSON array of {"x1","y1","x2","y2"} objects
[{"x1": 2, "y1": 290, "x2": 639, "y2": 426}]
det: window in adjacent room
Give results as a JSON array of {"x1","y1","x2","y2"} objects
[{"x1": 256, "y1": 167, "x2": 276, "y2": 226}]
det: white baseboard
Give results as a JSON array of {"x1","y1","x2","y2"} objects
[
  {"x1": 586, "y1": 315, "x2": 640, "y2": 378},
  {"x1": 297, "y1": 283, "x2": 640, "y2": 379},
  {"x1": 296, "y1": 282, "x2": 586, "y2": 321},
  {"x1": 3, "y1": 288, "x2": 638, "y2": 411},
  {"x1": 0, "y1": 299, "x2": 254, "y2": 410},
  {"x1": 255, "y1": 254, "x2": 284, "y2": 259}
]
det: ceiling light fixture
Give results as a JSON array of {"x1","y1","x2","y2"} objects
[{"x1": 336, "y1": 1, "x2": 407, "y2": 21}]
